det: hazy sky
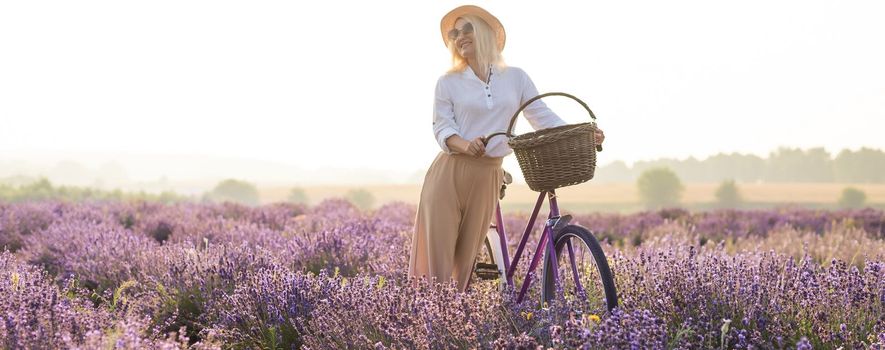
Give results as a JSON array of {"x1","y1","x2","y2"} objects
[{"x1": 2, "y1": 0, "x2": 883, "y2": 179}]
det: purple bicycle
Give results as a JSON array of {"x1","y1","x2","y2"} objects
[{"x1": 468, "y1": 92, "x2": 618, "y2": 313}]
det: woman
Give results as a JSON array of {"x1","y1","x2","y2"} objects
[{"x1": 408, "y1": 5, "x2": 605, "y2": 292}]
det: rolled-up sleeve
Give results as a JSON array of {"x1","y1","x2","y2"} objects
[
  {"x1": 519, "y1": 68, "x2": 567, "y2": 130},
  {"x1": 433, "y1": 77, "x2": 460, "y2": 154}
]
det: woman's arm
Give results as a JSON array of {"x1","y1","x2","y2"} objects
[
  {"x1": 518, "y1": 68, "x2": 605, "y2": 148},
  {"x1": 434, "y1": 77, "x2": 486, "y2": 156},
  {"x1": 517, "y1": 68, "x2": 568, "y2": 130},
  {"x1": 433, "y1": 78, "x2": 462, "y2": 154}
]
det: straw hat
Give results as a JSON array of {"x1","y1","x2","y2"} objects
[{"x1": 440, "y1": 5, "x2": 506, "y2": 51}]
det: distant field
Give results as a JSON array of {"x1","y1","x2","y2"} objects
[{"x1": 260, "y1": 182, "x2": 885, "y2": 212}]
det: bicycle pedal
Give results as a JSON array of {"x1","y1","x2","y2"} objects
[
  {"x1": 474, "y1": 262, "x2": 500, "y2": 280},
  {"x1": 476, "y1": 271, "x2": 500, "y2": 280},
  {"x1": 476, "y1": 262, "x2": 498, "y2": 269}
]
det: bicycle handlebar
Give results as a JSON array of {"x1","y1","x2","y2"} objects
[{"x1": 480, "y1": 92, "x2": 603, "y2": 152}]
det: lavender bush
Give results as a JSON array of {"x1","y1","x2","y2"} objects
[{"x1": 0, "y1": 199, "x2": 883, "y2": 349}]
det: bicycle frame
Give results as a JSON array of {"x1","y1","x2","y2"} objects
[{"x1": 491, "y1": 189, "x2": 582, "y2": 304}]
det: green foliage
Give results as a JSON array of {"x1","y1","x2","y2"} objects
[
  {"x1": 255, "y1": 320, "x2": 300, "y2": 350},
  {"x1": 345, "y1": 188, "x2": 375, "y2": 210},
  {"x1": 596, "y1": 147, "x2": 885, "y2": 183},
  {"x1": 0, "y1": 177, "x2": 186, "y2": 203},
  {"x1": 151, "y1": 281, "x2": 209, "y2": 344},
  {"x1": 207, "y1": 179, "x2": 260, "y2": 206},
  {"x1": 287, "y1": 187, "x2": 309, "y2": 205},
  {"x1": 637, "y1": 167, "x2": 684, "y2": 209},
  {"x1": 838, "y1": 187, "x2": 866, "y2": 209},
  {"x1": 714, "y1": 179, "x2": 743, "y2": 208}
]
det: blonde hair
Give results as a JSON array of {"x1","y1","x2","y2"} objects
[{"x1": 446, "y1": 15, "x2": 506, "y2": 77}]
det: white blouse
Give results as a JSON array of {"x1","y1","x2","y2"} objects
[{"x1": 432, "y1": 65, "x2": 567, "y2": 158}]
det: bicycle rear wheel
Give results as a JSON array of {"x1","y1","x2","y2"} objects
[{"x1": 541, "y1": 224, "x2": 618, "y2": 313}]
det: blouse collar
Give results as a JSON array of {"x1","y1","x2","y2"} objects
[{"x1": 462, "y1": 64, "x2": 498, "y2": 82}]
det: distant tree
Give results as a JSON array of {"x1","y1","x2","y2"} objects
[
  {"x1": 594, "y1": 160, "x2": 632, "y2": 183},
  {"x1": 834, "y1": 148, "x2": 885, "y2": 183},
  {"x1": 287, "y1": 187, "x2": 309, "y2": 204},
  {"x1": 705, "y1": 153, "x2": 765, "y2": 183},
  {"x1": 637, "y1": 167, "x2": 684, "y2": 209},
  {"x1": 540, "y1": 147, "x2": 885, "y2": 184},
  {"x1": 714, "y1": 179, "x2": 743, "y2": 208},
  {"x1": 208, "y1": 179, "x2": 260, "y2": 206},
  {"x1": 679, "y1": 156, "x2": 703, "y2": 182},
  {"x1": 838, "y1": 187, "x2": 866, "y2": 209},
  {"x1": 345, "y1": 188, "x2": 375, "y2": 210},
  {"x1": 766, "y1": 147, "x2": 833, "y2": 182}
]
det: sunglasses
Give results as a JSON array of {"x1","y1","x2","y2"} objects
[{"x1": 447, "y1": 22, "x2": 474, "y2": 42}]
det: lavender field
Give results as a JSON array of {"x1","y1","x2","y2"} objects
[{"x1": 1, "y1": 199, "x2": 884, "y2": 349}]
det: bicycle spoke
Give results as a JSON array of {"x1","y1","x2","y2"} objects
[
  {"x1": 544, "y1": 229, "x2": 615, "y2": 315},
  {"x1": 566, "y1": 239, "x2": 585, "y2": 297}
]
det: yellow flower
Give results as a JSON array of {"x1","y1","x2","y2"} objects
[
  {"x1": 521, "y1": 312, "x2": 533, "y2": 320},
  {"x1": 11, "y1": 272, "x2": 20, "y2": 290},
  {"x1": 377, "y1": 276, "x2": 386, "y2": 289},
  {"x1": 589, "y1": 314, "x2": 601, "y2": 323}
]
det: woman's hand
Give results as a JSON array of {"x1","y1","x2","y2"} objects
[
  {"x1": 594, "y1": 128, "x2": 605, "y2": 147},
  {"x1": 466, "y1": 137, "x2": 486, "y2": 157},
  {"x1": 446, "y1": 135, "x2": 486, "y2": 157}
]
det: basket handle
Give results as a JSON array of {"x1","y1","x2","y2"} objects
[{"x1": 482, "y1": 92, "x2": 602, "y2": 152}]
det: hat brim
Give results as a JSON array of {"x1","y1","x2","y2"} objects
[{"x1": 440, "y1": 5, "x2": 505, "y2": 52}]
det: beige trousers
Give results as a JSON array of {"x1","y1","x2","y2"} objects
[{"x1": 408, "y1": 151, "x2": 504, "y2": 292}]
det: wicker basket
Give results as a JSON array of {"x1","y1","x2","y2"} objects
[{"x1": 484, "y1": 92, "x2": 601, "y2": 192}]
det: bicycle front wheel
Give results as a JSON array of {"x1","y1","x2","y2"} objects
[{"x1": 541, "y1": 224, "x2": 618, "y2": 313}]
